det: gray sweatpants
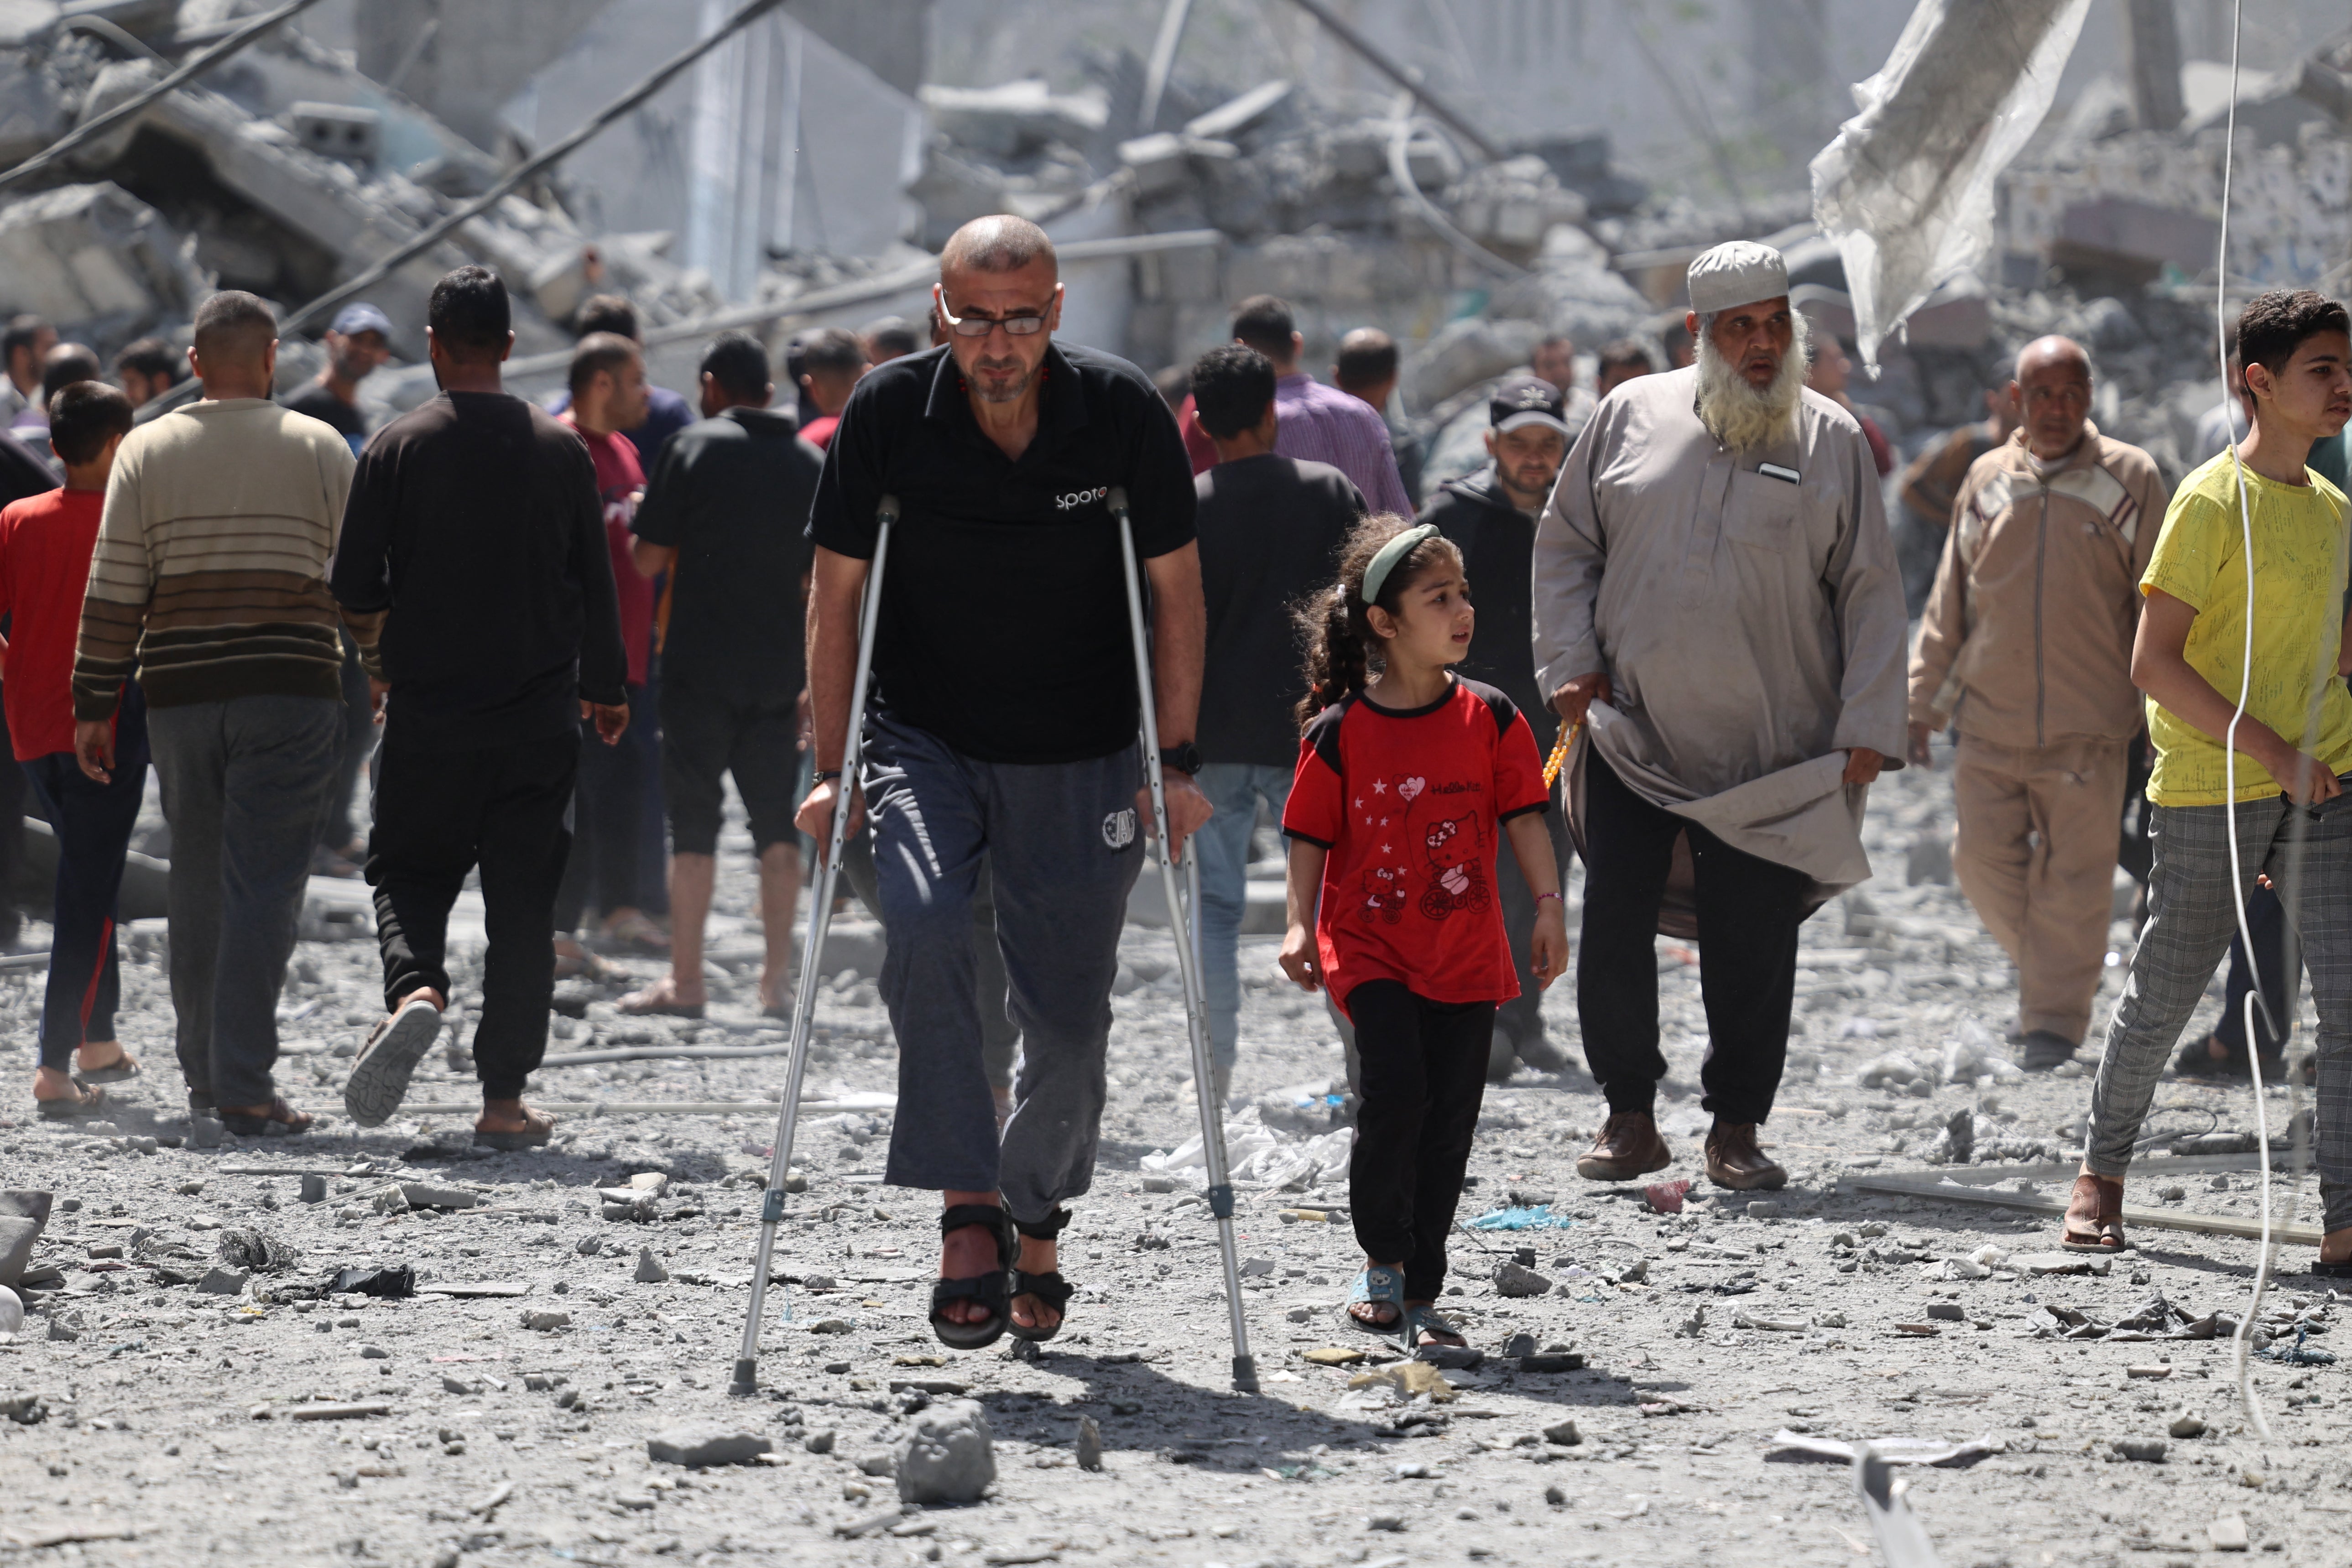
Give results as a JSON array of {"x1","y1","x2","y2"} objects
[
  {"x1": 860, "y1": 712, "x2": 1143, "y2": 1224},
  {"x1": 148, "y1": 694, "x2": 344, "y2": 1109},
  {"x1": 2087, "y1": 789, "x2": 2352, "y2": 1231}
]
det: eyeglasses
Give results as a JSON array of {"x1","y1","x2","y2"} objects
[{"x1": 935, "y1": 287, "x2": 1050, "y2": 339}]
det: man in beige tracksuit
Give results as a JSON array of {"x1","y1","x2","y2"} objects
[{"x1": 1907, "y1": 335, "x2": 2169, "y2": 1071}]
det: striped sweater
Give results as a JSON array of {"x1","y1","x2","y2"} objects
[{"x1": 73, "y1": 397, "x2": 358, "y2": 719}]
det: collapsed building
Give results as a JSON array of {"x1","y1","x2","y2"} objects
[{"x1": 0, "y1": 0, "x2": 2344, "y2": 501}]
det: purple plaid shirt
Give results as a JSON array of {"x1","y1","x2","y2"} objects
[{"x1": 1272, "y1": 373, "x2": 1412, "y2": 516}]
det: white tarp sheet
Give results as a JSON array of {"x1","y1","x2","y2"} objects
[{"x1": 1810, "y1": 0, "x2": 2092, "y2": 366}]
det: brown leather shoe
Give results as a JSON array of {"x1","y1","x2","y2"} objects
[
  {"x1": 1704, "y1": 1121, "x2": 1787, "y2": 1190},
  {"x1": 1576, "y1": 1112, "x2": 1671, "y2": 1181}
]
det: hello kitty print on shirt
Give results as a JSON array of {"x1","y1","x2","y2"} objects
[{"x1": 1418, "y1": 809, "x2": 1490, "y2": 919}]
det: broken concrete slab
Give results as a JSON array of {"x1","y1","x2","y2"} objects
[
  {"x1": 0, "y1": 1192, "x2": 52, "y2": 1290},
  {"x1": 647, "y1": 1426, "x2": 772, "y2": 1468},
  {"x1": 1181, "y1": 80, "x2": 1293, "y2": 144},
  {"x1": 918, "y1": 80, "x2": 1106, "y2": 163},
  {"x1": 1404, "y1": 317, "x2": 1545, "y2": 410},
  {"x1": 0, "y1": 48, "x2": 70, "y2": 166},
  {"x1": 0, "y1": 181, "x2": 204, "y2": 337},
  {"x1": 395, "y1": 1182, "x2": 481, "y2": 1212}
]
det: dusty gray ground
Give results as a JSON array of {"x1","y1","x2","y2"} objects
[{"x1": 0, "y1": 748, "x2": 2347, "y2": 1568}]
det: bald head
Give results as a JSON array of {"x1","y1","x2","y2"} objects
[
  {"x1": 940, "y1": 215, "x2": 1057, "y2": 282},
  {"x1": 2009, "y1": 334, "x2": 2093, "y2": 462},
  {"x1": 2015, "y1": 334, "x2": 2090, "y2": 385}
]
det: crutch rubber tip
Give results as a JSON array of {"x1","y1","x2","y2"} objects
[
  {"x1": 1231, "y1": 1355, "x2": 1259, "y2": 1394},
  {"x1": 729, "y1": 1359, "x2": 759, "y2": 1397}
]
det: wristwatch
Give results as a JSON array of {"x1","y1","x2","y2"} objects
[{"x1": 1158, "y1": 742, "x2": 1202, "y2": 777}]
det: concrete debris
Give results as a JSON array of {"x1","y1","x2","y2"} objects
[
  {"x1": 396, "y1": 1183, "x2": 481, "y2": 1212},
  {"x1": 893, "y1": 1400, "x2": 996, "y2": 1505},
  {"x1": 1074, "y1": 1414, "x2": 1102, "y2": 1472},
  {"x1": 1492, "y1": 1261, "x2": 1552, "y2": 1298},
  {"x1": 647, "y1": 1426, "x2": 772, "y2": 1468},
  {"x1": 0, "y1": 1191, "x2": 52, "y2": 1289},
  {"x1": 0, "y1": 181, "x2": 205, "y2": 337},
  {"x1": 633, "y1": 1247, "x2": 669, "y2": 1284}
]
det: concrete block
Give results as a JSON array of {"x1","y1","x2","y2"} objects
[
  {"x1": 1118, "y1": 132, "x2": 1191, "y2": 199},
  {"x1": 0, "y1": 182, "x2": 204, "y2": 334}
]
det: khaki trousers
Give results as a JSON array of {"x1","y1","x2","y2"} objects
[{"x1": 1952, "y1": 733, "x2": 2129, "y2": 1044}]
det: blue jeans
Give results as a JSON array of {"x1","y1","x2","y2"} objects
[
  {"x1": 1194, "y1": 762, "x2": 1291, "y2": 1073},
  {"x1": 148, "y1": 694, "x2": 343, "y2": 1109}
]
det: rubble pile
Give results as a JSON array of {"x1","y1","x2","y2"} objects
[
  {"x1": 0, "y1": 0, "x2": 720, "y2": 391},
  {"x1": 900, "y1": 61, "x2": 1657, "y2": 413}
]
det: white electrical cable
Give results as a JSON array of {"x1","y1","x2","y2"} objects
[{"x1": 2209, "y1": 0, "x2": 2277, "y2": 1445}]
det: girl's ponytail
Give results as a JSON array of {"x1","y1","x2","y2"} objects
[{"x1": 1291, "y1": 511, "x2": 1461, "y2": 730}]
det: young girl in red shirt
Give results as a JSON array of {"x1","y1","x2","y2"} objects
[{"x1": 1280, "y1": 516, "x2": 1569, "y2": 1348}]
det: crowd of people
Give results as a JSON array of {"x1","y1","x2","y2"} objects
[{"x1": 4, "y1": 210, "x2": 2350, "y2": 1352}]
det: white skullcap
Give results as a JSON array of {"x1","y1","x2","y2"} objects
[{"x1": 1686, "y1": 240, "x2": 1789, "y2": 315}]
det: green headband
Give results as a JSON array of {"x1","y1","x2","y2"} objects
[{"x1": 1361, "y1": 523, "x2": 1440, "y2": 607}]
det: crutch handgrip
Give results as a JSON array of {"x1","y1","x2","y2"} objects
[{"x1": 1106, "y1": 485, "x2": 1128, "y2": 517}]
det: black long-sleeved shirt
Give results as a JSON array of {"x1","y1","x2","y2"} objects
[{"x1": 331, "y1": 390, "x2": 626, "y2": 752}]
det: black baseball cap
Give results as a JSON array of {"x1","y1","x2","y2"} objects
[{"x1": 1490, "y1": 373, "x2": 1569, "y2": 435}]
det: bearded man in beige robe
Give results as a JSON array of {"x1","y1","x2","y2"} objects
[{"x1": 1532, "y1": 240, "x2": 1909, "y2": 1191}]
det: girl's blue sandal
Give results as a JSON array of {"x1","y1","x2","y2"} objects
[
  {"x1": 1341, "y1": 1264, "x2": 1407, "y2": 1334},
  {"x1": 1402, "y1": 1303, "x2": 1467, "y2": 1348}
]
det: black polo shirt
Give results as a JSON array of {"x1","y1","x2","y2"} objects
[{"x1": 808, "y1": 340, "x2": 1195, "y2": 764}]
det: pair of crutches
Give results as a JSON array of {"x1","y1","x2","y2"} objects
[{"x1": 732, "y1": 489, "x2": 1259, "y2": 1397}]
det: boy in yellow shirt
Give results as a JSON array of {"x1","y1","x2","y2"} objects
[{"x1": 2066, "y1": 290, "x2": 2352, "y2": 1270}]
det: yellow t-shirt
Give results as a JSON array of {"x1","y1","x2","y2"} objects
[{"x1": 2140, "y1": 452, "x2": 2352, "y2": 806}]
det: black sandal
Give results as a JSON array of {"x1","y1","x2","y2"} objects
[
  {"x1": 219, "y1": 1095, "x2": 314, "y2": 1138},
  {"x1": 1008, "y1": 1207, "x2": 1074, "y2": 1344},
  {"x1": 930, "y1": 1203, "x2": 1017, "y2": 1351}
]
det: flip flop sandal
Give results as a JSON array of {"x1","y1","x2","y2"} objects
[
  {"x1": 72, "y1": 1054, "x2": 140, "y2": 1086},
  {"x1": 343, "y1": 995, "x2": 445, "y2": 1128},
  {"x1": 1007, "y1": 1207, "x2": 1074, "y2": 1343},
  {"x1": 220, "y1": 1095, "x2": 314, "y2": 1137},
  {"x1": 1402, "y1": 1303, "x2": 1467, "y2": 1348},
  {"x1": 2171, "y1": 1033, "x2": 2249, "y2": 1082},
  {"x1": 2311, "y1": 1258, "x2": 2352, "y2": 1278},
  {"x1": 617, "y1": 985, "x2": 704, "y2": 1020},
  {"x1": 37, "y1": 1084, "x2": 106, "y2": 1120},
  {"x1": 931, "y1": 1203, "x2": 1017, "y2": 1352},
  {"x1": 475, "y1": 1110, "x2": 558, "y2": 1151},
  {"x1": 598, "y1": 912, "x2": 671, "y2": 954},
  {"x1": 553, "y1": 947, "x2": 614, "y2": 982},
  {"x1": 2059, "y1": 1174, "x2": 2126, "y2": 1253},
  {"x1": 1340, "y1": 1263, "x2": 1407, "y2": 1335}
]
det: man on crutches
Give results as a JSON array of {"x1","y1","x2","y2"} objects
[{"x1": 795, "y1": 215, "x2": 1215, "y2": 1352}]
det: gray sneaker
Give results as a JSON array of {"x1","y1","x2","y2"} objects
[{"x1": 343, "y1": 996, "x2": 444, "y2": 1127}]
